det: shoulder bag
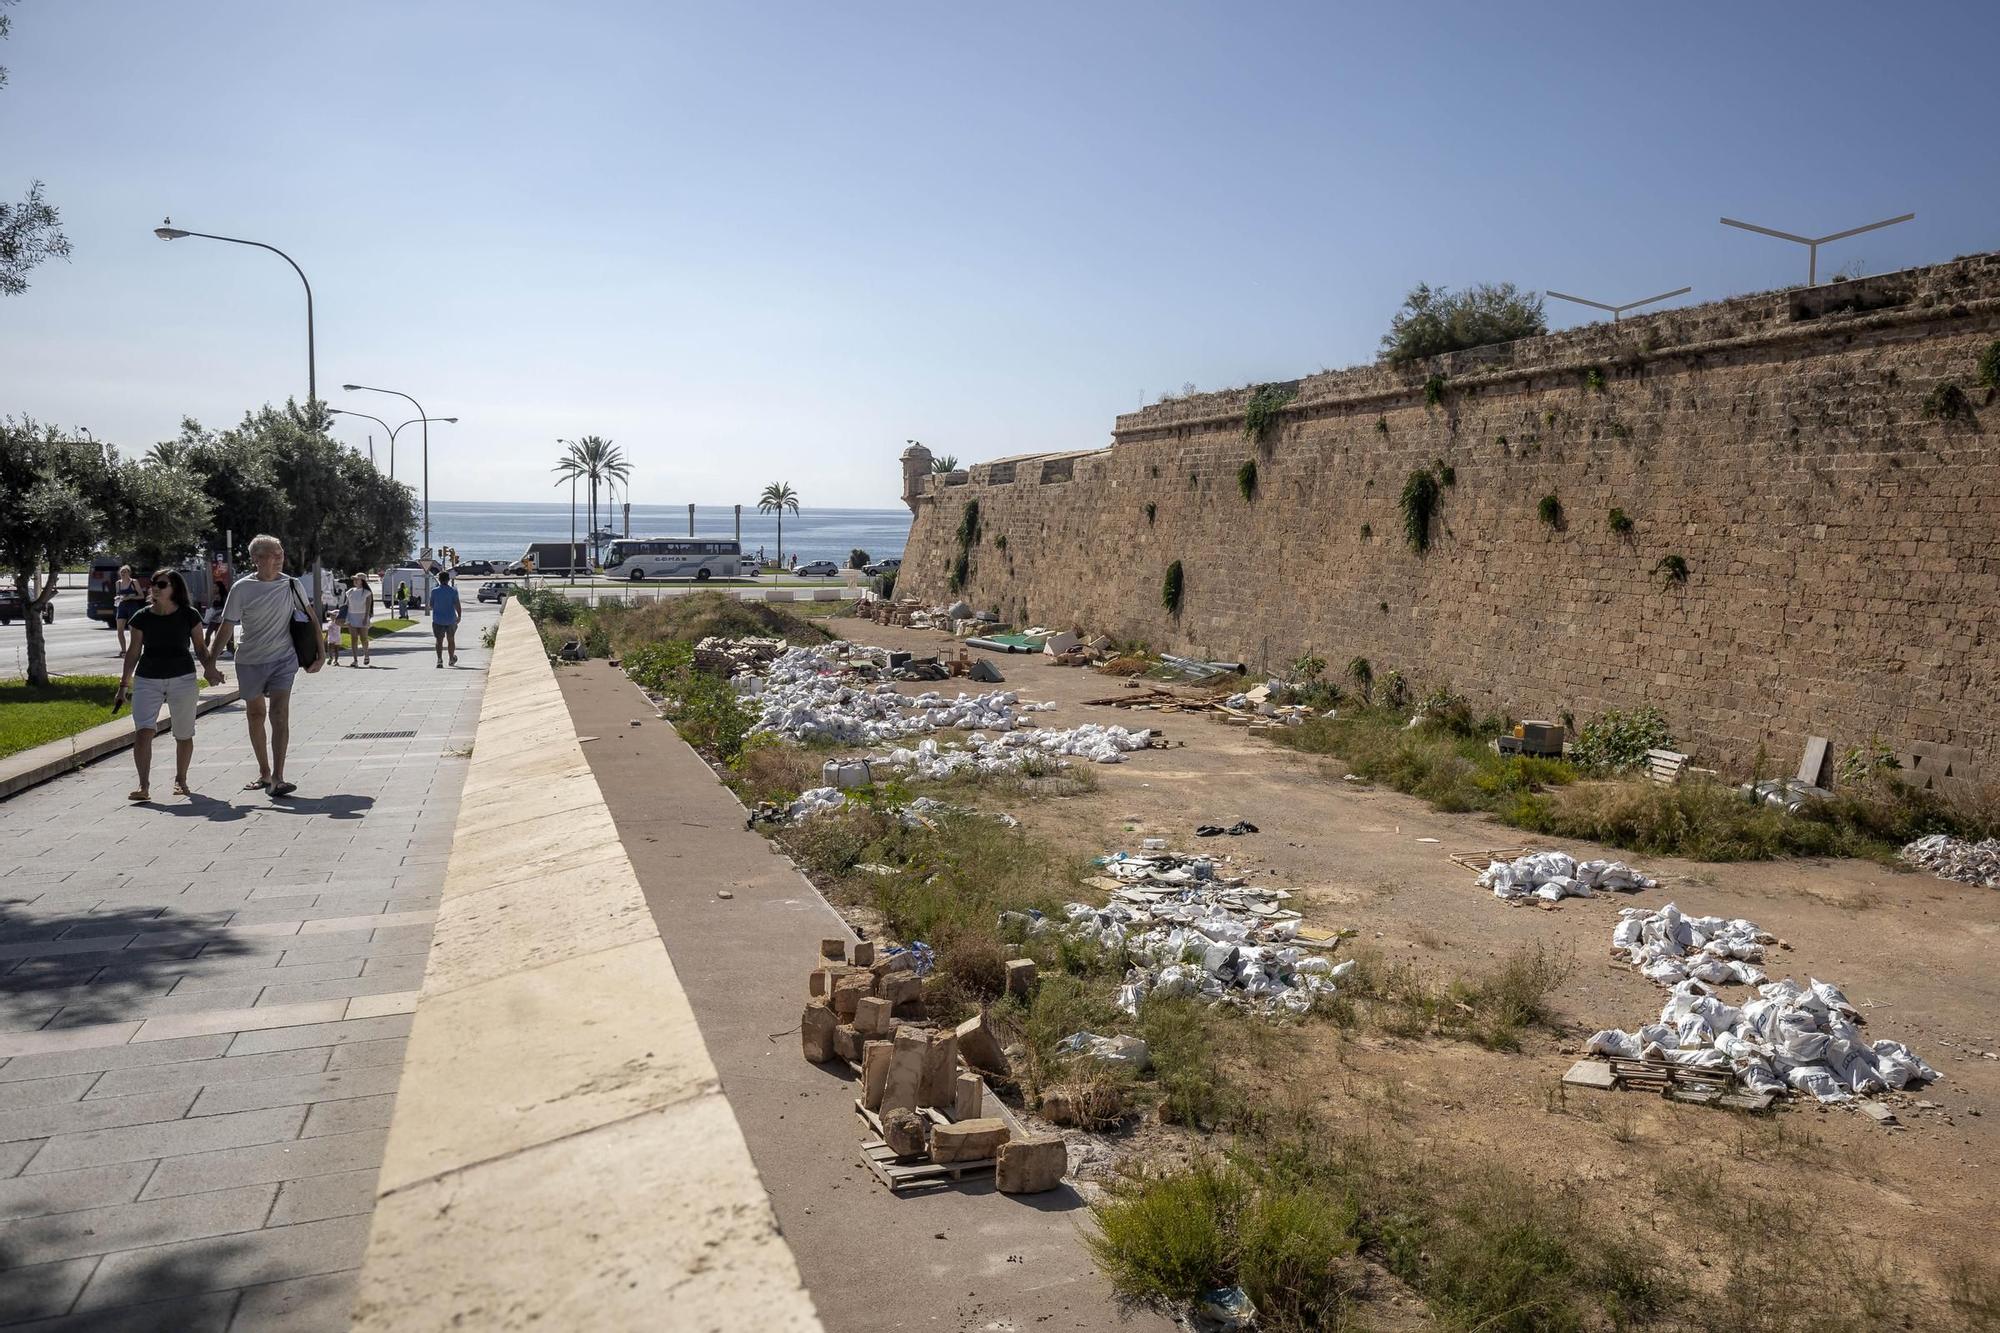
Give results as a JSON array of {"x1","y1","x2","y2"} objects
[{"x1": 288, "y1": 578, "x2": 325, "y2": 671}]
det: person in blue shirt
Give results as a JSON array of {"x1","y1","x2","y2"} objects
[{"x1": 429, "y1": 571, "x2": 463, "y2": 668}]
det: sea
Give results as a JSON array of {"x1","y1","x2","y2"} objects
[{"x1": 424, "y1": 501, "x2": 912, "y2": 566}]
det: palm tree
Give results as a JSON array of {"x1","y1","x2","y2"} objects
[
  {"x1": 758, "y1": 482, "x2": 799, "y2": 567},
  {"x1": 554, "y1": 436, "x2": 630, "y2": 564},
  {"x1": 147, "y1": 440, "x2": 189, "y2": 468},
  {"x1": 929, "y1": 455, "x2": 959, "y2": 474}
]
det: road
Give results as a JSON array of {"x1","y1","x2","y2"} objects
[{"x1": 0, "y1": 593, "x2": 121, "y2": 681}]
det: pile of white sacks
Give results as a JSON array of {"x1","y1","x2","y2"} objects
[
  {"x1": 738, "y1": 646, "x2": 1051, "y2": 745},
  {"x1": 1023, "y1": 853, "x2": 1354, "y2": 1016},
  {"x1": 1589, "y1": 902, "x2": 1939, "y2": 1102},
  {"x1": 878, "y1": 725, "x2": 1154, "y2": 779},
  {"x1": 1476, "y1": 849, "x2": 1658, "y2": 902},
  {"x1": 1899, "y1": 833, "x2": 2000, "y2": 889}
]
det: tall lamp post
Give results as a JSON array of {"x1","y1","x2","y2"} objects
[
  {"x1": 153, "y1": 222, "x2": 317, "y2": 406},
  {"x1": 327, "y1": 408, "x2": 457, "y2": 486},
  {"x1": 1720, "y1": 212, "x2": 1915, "y2": 286},
  {"x1": 343, "y1": 383, "x2": 449, "y2": 555}
]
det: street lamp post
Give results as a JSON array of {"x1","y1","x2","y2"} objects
[
  {"x1": 343, "y1": 383, "x2": 450, "y2": 554},
  {"x1": 1720, "y1": 212, "x2": 1915, "y2": 287},
  {"x1": 153, "y1": 222, "x2": 317, "y2": 406},
  {"x1": 327, "y1": 409, "x2": 456, "y2": 487}
]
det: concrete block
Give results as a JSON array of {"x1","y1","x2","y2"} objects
[
  {"x1": 808, "y1": 969, "x2": 828, "y2": 999},
  {"x1": 919, "y1": 1029, "x2": 959, "y2": 1109},
  {"x1": 881, "y1": 974, "x2": 922, "y2": 1015},
  {"x1": 955, "y1": 1010, "x2": 1009, "y2": 1076},
  {"x1": 861, "y1": 1041, "x2": 893, "y2": 1110},
  {"x1": 954, "y1": 1072, "x2": 984, "y2": 1122},
  {"x1": 996, "y1": 1136, "x2": 1067, "y2": 1194},
  {"x1": 1004, "y1": 959, "x2": 1037, "y2": 999},
  {"x1": 831, "y1": 976, "x2": 872, "y2": 1022},
  {"x1": 801, "y1": 1004, "x2": 837, "y2": 1064},
  {"x1": 880, "y1": 1026, "x2": 927, "y2": 1114},
  {"x1": 1561, "y1": 1060, "x2": 1616, "y2": 1090},
  {"x1": 819, "y1": 938, "x2": 846, "y2": 962},
  {"x1": 851, "y1": 941, "x2": 875, "y2": 968},
  {"x1": 854, "y1": 995, "x2": 894, "y2": 1038},
  {"x1": 833, "y1": 1023, "x2": 864, "y2": 1065},
  {"x1": 930, "y1": 1117, "x2": 1008, "y2": 1164}
]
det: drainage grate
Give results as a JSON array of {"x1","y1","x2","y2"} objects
[{"x1": 343, "y1": 729, "x2": 417, "y2": 740}]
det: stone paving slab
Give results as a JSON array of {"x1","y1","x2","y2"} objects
[{"x1": 0, "y1": 603, "x2": 493, "y2": 1328}]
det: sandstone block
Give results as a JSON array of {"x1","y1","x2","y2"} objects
[
  {"x1": 955, "y1": 1010, "x2": 1009, "y2": 1076},
  {"x1": 880, "y1": 1026, "x2": 928, "y2": 1114},
  {"x1": 820, "y1": 937, "x2": 847, "y2": 961},
  {"x1": 808, "y1": 968, "x2": 829, "y2": 999},
  {"x1": 881, "y1": 974, "x2": 923, "y2": 1014},
  {"x1": 1005, "y1": 959, "x2": 1038, "y2": 999},
  {"x1": 882, "y1": 1106, "x2": 928, "y2": 1159},
  {"x1": 954, "y1": 1071, "x2": 984, "y2": 1122},
  {"x1": 930, "y1": 1117, "x2": 1008, "y2": 1164},
  {"x1": 832, "y1": 975, "x2": 873, "y2": 1021},
  {"x1": 833, "y1": 1023, "x2": 864, "y2": 1065},
  {"x1": 852, "y1": 941, "x2": 876, "y2": 967},
  {"x1": 996, "y1": 1136, "x2": 1067, "y2": 1194},
  {"x1": 919, "y1": 1029, "x2": 959, "y2": 1109},
  {"x1": 854, "y1": 995, "x2": 895, "y2": 1037},
  {"x1": 801, "y1": 1003, "x2": 837, "y2": 1064},
  {"x1": 870, "y1": 952, "x2": 913, "y2": 980},
  {"x1": 862, "y1": 1040, "x2": 893, "y2": 1110}
]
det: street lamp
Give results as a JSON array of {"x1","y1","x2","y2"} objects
[
  {"x1": 1547, "y1": 286, "x2": 1693, "y2": 323},
  {"x1": 343, "y1": 383, "x2": 451, "y2": 555},
  {"x1": 153, "y1": 221, "x2": 317, "y2": 405},
  {"x1": 327, "y1": 408, "x2": 456, "y2": 486},
  {"x1": 1720, "y1": 212, "x2": 1915, "y2": 287}
]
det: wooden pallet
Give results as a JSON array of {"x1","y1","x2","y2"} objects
[
  {"x1": 1449, "y1": 847, "x2": 1534, "y2": 873},
  {"x1": 854, "y1": 1101, "x2": 998, "y2": 1192}
]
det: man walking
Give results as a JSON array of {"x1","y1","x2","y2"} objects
[
  {"x1": 219, "y1": 534, "x2": 322, "y2": 798},
  {"x1": 429, "y1": 570, "x2": 462, "y2": 668}
]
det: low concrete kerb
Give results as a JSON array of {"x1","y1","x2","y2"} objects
[
  {"x1": 0, "y1": 686, "x2": 241, "y2": 802},
  {"x1": 351, "y1": 599, "x2": 823, "y2": 1332}
]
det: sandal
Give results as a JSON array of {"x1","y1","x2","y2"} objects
[
  {"x1": 173, "y1": 779, "x2": 192, "y2": 796},
  {"x1": 243, "y1": 777, "x2": 270, "y2": 791},
  {"x1": 269, "y1": 781, "x2": 298, "y2": 799},
  {"x1": 128, "y1": 789, "x2": 150, "y2": 803}
]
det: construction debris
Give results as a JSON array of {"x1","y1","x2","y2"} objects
[
  {"x1": 1900, "y1": 833, "x2": 2000, "y2": 889},
  {"x1": 1611, "y1": 902, "x2": 1773, "y2": 987},
  {"x1": 1475, "y1": 849, "x2": 1658, "y2": 902},
  {"x1": 877, "y1": 724, "x2": 1156, "y2": 779}
]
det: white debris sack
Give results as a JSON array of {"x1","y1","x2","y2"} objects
[
  {"x1": 786, "y1": 786, "x2": 848, "y2": 823},
  {"x1": 1477, "y1": 850, "x2": 1657, "y2": 902},
  {"x1": 741, "y1": 644, "x2": 1052, "y2": 745},
  {"x1": 878, "y1": 723, "x2": 1153, "y2": 780},
  {"x1": 1899, "y1": 833, "x2": 2000, "y2": 889},
  {"x1": 1611, "y1": 902, "x2": 1773, "y2": 988}
]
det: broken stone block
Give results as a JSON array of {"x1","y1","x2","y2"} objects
[
  {"x1": 870, "y1": 952, "x2": 913, "y2": 981},
  {"x1": 880, "y1": 1026, "x2": 928, "y2": 1114},
  {"x1": 1038, "y1": 1081, "x2": 1124, "y2": 1128},
  {"x1": 854, "y1": 995, "x2": 895, "y2": 1038},
  {"x1": 801, "y1": 1003, "x2": 838, "y2": 1064},
  {"x1": 955, "y1": 1010, "x2": 1010, "y2": 1076},
  {"x1": 881, "y1": 973, "x2": 923, "y2": 1015},
  {"x1": 851, "y1": 940, "x2": 876, "y2": 968},
  {"x1": 862, "y1": 1040, "x2": 893, "y2": 1110},
  {"x1": 832, "y1": 975, "x2": 873, "y2": 1021},
  {"x1": 996, "y1": 1136, "x2": 1067, "y2": 1194},
  {"x1": 954, "y1": 1071, "x2": 984, "y2": 1122},
  {"x1": 834, "y1": 1023, "x2": 865, "y2": 1065},
  {"x1": 820, "y1": 937, "x2": 847, "y2": 962},
  {"x1": 931, "y1": 1117, "x2": 1009, "y2": 1164},
  {"x1": 882, "y1": 1106, "x2": 929, "y2": 1159},
  {"x1": 808, "y1": 969, "x2": 829, "y2": 999},
  {"x1": 1005, "y1": 958, "x2": 1038, "y2": 999},
  {"x1": 919, "y1": 1029, "x2": 960, "y2": 1109}
]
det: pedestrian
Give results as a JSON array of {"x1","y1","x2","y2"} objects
[
  {"x1": 396, "y1": 583, "x2": 410, "y2": 618},
  {"x1": 323, "y1": 598, "x2": 344, "y2": 667},
  {"x1": 218, "y1": 534, "x2": 323, "y2": 799},
  {"x1": 113, "y1": 565, "x2": 144, "y2": 655},
  {"x1": 202, "y1": 589, "x2": 234, "y2": 658},
  {"x1": 343, "y1": 574, "x2": 375, "y2": 667},
  {"x1": 429, "y1": 569, "x2": 462, "y2": 668},
  {"x1": 112, "y1": 569, "x2": 223, "y2": 802}
]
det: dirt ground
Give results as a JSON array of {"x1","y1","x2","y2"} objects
[{"x1": 825, "y1": 617, "x2": 2000, "y2": 1309}]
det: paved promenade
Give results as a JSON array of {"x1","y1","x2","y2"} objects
[{"x1": 0, "y1": 605, "x2": 491, "y2": 1328}]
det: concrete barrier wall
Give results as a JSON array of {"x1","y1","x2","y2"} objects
[{"x1": 351, "y1": 601, "x2": 822, "y2": 1332}]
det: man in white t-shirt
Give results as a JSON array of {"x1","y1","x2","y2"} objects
[{"x1": 220, "y1": 534, "x2": 323, "y2": 798}]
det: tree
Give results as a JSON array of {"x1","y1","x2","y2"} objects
[
  {"x1": 758, "y1": 482, "x2": 799, "y2": 566},
  {"x1": 1, "y1": 418, "x2": 112, "y2": 684},
  {"x1": 929, "y1": 455, "x2": 959, "y2": 474},
  {"x1": 113, "y1": 458, "x2": 213, "y2": 573},
  {"x1": 1380, "y1": 282, "x2": 1546, "y2": 367},
  {"x1": 161, "y1": 417, "x2": 289, "y2": 560},
  {"x1": 0, "y1": 5, "x2": 70, "y2": 297},
  {"x1": 848, "y1": 549, "x2": 871, "y2": 570},
  {"x1": 555, "y1": 436, "x2": 629, "y2": 563}
]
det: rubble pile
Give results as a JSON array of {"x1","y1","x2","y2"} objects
[
  {"x1": 738, "y1": 644, "x2": 1052, "y2": 744},
  {"x1": 1611, "y1": 902, "x2": 1773, "y2": 987},
  {"x1": 878, "y1": 724, "x2": 1154, "y2": 779},
  {"x1": 1899, "y1": 833, "x2": 2000, "y2": 889},
  {"x1": 1586, "y1": 975, "x2": 1939, "y2": 1102},
  {"x1": 693, "y1": 635, "x2": 786, "y2": 674},
  {"x1": 1017, "y1": 853, "x2": 1354, "y2": 1016},
  {"x1": 1476, "y1": 849, "x2": 1658, "y2": 902}
]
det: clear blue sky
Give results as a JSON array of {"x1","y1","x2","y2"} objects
[{"x1": 5, "y1": 1, "x2": 1994, "y2": 507}]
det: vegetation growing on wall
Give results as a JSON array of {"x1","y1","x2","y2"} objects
[
  {"x1": 1380, "y1": 282, "x2": 1547, "y2": 366},
  {"x1": 949, "y1": 498, "x2": 980, "y2": 592},
  {"x1": 1423, "y1": 373, "x2": 1447, "y2": 407},
  {"x1": 1374, "y1": 416, "x2": 1389, "y2": 436},
  {"x1": 1144, "y1": 501, "x2": 1156, "y2": 525},
  {"x1": 1978, "y1": 340, "x2": 2000, "y2": 390},
  {"x1": 1242, "y1": 383, "x2": 1296, "y2": 442},
  {"x1": 1399, "y1": 468, "x2": 1441, "y2": 553},
  {"x1": 1433, "y1": 459, "x2": 1455, "y2": 486},
  {"x1": 1608, "y1": 507, "x2": 1634, "y2": 535},
  {"x1": 1584, "y1": 365, "x2": 1607, "y2": 393},
  {"x1": 1921, "y1": 382, "x2": 1973, "y2": 422},
  {"x1": 1359, "y1": 523, "x2": 1371, "y2": 539},
  {"x1": 1654, "y1": 554, "x2": 1689, "y2": 585},
  {"x1": 1236, "y1": 459, "x2": 1258, "y2": 501},
  {"x1": 1537, "y1": 493, "x2": 1562, "y2": 527},
  {"x1": 1161, "y1": 561, "x2": 1184, "y2": 616}
]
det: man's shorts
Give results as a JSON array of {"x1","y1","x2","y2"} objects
[
  {"x1": 432, "y1": 620, "x2": 458, "y2": 638},
  {"x1": 131, "y1": 673, "x2": 199, "y2": 739},
  {"x1": 235, "y1": 655, "x2": 299, "y2": 700}
]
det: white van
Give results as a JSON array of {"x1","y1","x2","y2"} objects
[{"x1": 381, "y1": 566, "x2": 438, "y2": 609}]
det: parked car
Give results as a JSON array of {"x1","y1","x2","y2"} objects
[
  {"x1": 738, "y1": 558, "x2": 762, "y2": 578},
  {"x1": 0, "y1": 586, "x2": 54, "y2": 625},
  {"x1": 796, "y1": 560, "x2": 839, "y2": 577},
  {"x1": 477, "y1": 580, "x2": 519, "y2": 604},
  {"x1": 862, "y1": 557, "x2": 903, "y2": 577},
  {"x1": 453, "y1": 560, "x2": 497, "y2": 577}
]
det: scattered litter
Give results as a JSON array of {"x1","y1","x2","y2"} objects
[
  {"x1": 1475, "y1": 849, "x2": 1657, "y2": 903},
  {"x1": 1197, "y1": 1287, "x2": 1256, "y2": 1330},
  {"x1": 1611, "y1": 902, "x2": 1773, "y2": 987},
  {"x1": 878, "y1": 725, "x2": 1155, "y2": 779},
  {"x1": 1193, "y1": 820, "x2": 1258, "y2": 837},
  {"x1": 1899, "y1": 833, "x2": 2000, "y2": 889},
  {"x1": 1055, "y1": 1032, "x2": 1152, "y2": 1072}
]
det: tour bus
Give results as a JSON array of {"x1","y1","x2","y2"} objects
[{"x1": 603, "y1": 537, "x2": 743, "y2": 581}]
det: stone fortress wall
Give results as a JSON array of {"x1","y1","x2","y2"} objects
[{"x1": 898, "y1": 253, "x2": 2000, "y2": 791}]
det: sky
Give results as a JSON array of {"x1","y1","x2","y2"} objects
[{"x1": 5, "y1": 1, "x2": 1996, "y2": 508}]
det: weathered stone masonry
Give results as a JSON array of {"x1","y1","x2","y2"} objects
[{"x1": 900, "y1": 254, "x2": 2000, "y2": 790}]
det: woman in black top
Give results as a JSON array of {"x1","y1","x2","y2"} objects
[
  {"x1": 113, "y1": 565, "x2": 145, "y2": 655},
  {"x1": 113, "y1": 569, "x2": 225, "y2": 802}
]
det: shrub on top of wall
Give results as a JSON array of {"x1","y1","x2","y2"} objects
[
  {"x1": 1237, "y1": 460, "x2": 1258, "y2": 501},
  {"x1": 1400, "y1": 469, "x2": 1441, "y2": 554},
  {"x1": 1242, "y1": 383, "x2": 1297, "y2": 442},
  {"x1": 1162, "y1": 561, "x2": 1184, "y2": 616}
]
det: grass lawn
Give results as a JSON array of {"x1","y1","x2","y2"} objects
[
  {"x1": 370, "y1": 618, "x2": 418, "y2": 633},
  {"x1": 0, "y1": 676, "x2": 122, "y2": 759}
]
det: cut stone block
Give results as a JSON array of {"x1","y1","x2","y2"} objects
[
  {"x1": 833, "y1": 1023, "x2": 864, "y2": 1065},
  {"x1": 880, "y1": 1026, "x2": 927, "y2": 1114},
  {"x1": 819, "y1": 938, "x2": 847, "y2": 961},
  {"x1": 881, "y1": 974, "x2": 923, "y2": 1015},
  {"x1": 1004, "y1": 959, "x2": 1038, "y2": 999},
  {"x1": 808, "y1": 969, "x2": 829, "y2": 998},
  {"x1": 882, "y1": 1106, "x2": 928, "y2": 1159},
  {"x1": 861, "y1": 1041, "x2": 893, "y2": 1110},
  {"x1": 854, "y1": 996, "x2": 895, "y2": 1038},
  {"x1": 851, "y1": 941, "x2": 876, "y2": 968},
  {"x1": 919, "y1": 1029, "x2": 959, "y2": 1109},
  {"x1": 930, "y1": 1116, "x2": 1008, "y2": 1164},
  {"x1": 954, "y1": 1071, "x2": 984, "y2": 1122},
  {"x1": 996, "y1": 1136, "x2": 1067, "y2": 1193},
  {"x1": 801, "y1": 1004, "x2": 837, "y2": 1064},
  {"x1": 831, "y1": 976, "x2": 872, "y2": 1021},
  {"x1": 870, "y1": 952, "x2": 912, "y2": 981},
  {"x1": 955, "y1": 1011, "x2": 1009, "y2": 1076}
]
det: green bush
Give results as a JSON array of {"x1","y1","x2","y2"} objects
[
  {"x1": 1086, "y1": 1161, "x2": 1248, "y2": 1306},
  {"x1": 1569, "y1": 705, "x2": 1672, "y2": 773},
  {"x1": 1538, "y1": 493, "x2": 1562, "y2": 527},
  {"x1": 1380, "y1": 282, "x2": 1547, "y2": 366},
  {"x1": 1144, "y1": 501, "x2": 1156, "y2": 524},
  {"x1": 1424, "y1": 373, "x2": 1447, "y2": 406},
  {"x1": 1921, "y1": 382, "x2": 1973, "y2": 422},
  {"x1": 1236, "y1": 459, "x2": 1258, "y2": 501},
  {"x1": 1608, "y1": 506, "x2": 1635, "y2": 535},
  {"x1": 1655, "y1": 553, "x2": 1690, "y2": 584},
  {"x1": 1162, "y1": 560, "x2": 1183, "y2": 615},
  {"x1": 1400, "y1": 469, "x2": 1441, "y2": 553},
  {"x1": 1978, "y1": 339, "x2": 2000, "y2": 389},
  {"x1": 848, "y1": 548, "x2": 870, "y2": 570},
  {"x1": 1242, "y1": 383, "x2": 1297, "y2": 441}
]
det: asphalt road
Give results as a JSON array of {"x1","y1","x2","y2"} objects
[{"x1": 0, "y1": 591, "x2": 122, "y2": 680}]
